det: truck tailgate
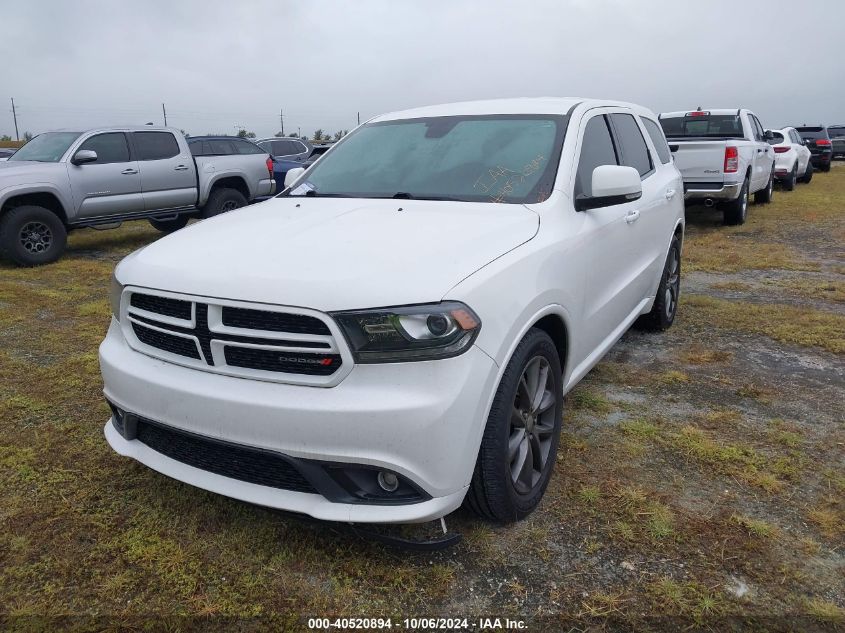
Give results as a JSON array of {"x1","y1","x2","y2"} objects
[{"x1": 669, "y1": 141, "x2": 726, "y2": 184}]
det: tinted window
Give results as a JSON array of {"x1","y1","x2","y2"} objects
[
  {"x1": 610, "y1": 114, "x2": 652, "y2": 177},
  {"x1": 796, "y1": 127, "x2": 829, "y2": 140},
  {"x1": 233, "y1": 139, "x2": 264, "y2": 155},
  {"x1": 660, "y1": 114, "x2": 744, "y2": 139},
  {"x1": 828, "y1": 127, "x2": 845, "y2": 138},
  {"x1": 133, "y1": 132, "x2": 180, "y2": 160},
  {"x1": 751, "y1": 116, "x2": 765, "y2": 141},
  {"x1": 642, "y1": 118, "x2": 671, "y2": 164},
  {"x1": 272, "y1": 140, "x2": 299, "y2": 156},
  {"x1": 78, "y1": 133, "x2": 130, "y2": 163},
  {"x1": 209, "y1": 139, "x2": 237, "y2": 154},
  {"x1": 574, "y1": 115, "x2": 618, "y2": 199},
  {"x1": 767, "y1": 131, "x2": 784, "y2": 145}
]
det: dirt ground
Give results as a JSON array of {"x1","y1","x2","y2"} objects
[{"x1": 0, "y1": 166, "x2": 843, "y2": 632}]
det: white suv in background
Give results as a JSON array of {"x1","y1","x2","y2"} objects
[
  {"x1": 100, "y1": 98, "x2": 685, "y2": 525},
  {"x1": 768, "y1": 127, "x2": 813, "y2": 189}
]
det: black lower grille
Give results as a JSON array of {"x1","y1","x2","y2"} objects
[
  {"x1": 130, "y1": 293, "x2": 192, "y2": 320},
  {"x1": 135, "y1": 419, "x2": 317, "y2": 493},
  {"x1": 132, "y1": 322, "x2": 201, "y2": 359},
  {"x1": 224, "y1": 346, "x2": 341, "y2": 375},
  {"x1": 221, "y1": 306, "x2": 330, "y2": 335}
]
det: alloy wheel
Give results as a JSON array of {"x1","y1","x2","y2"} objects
[
  {"x1": 19, "y1": 221, "x2": 53, "y2": 254},
  {"x1": 509, "y1": 355, "x2": 557, "y2": 495},
  {"x1": 221, "y1": 200, "x2": 242, "y2": 212},
  {"x1": 664, "y1": 245, "x2": 680, "y2": 320}
]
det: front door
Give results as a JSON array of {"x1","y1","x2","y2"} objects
[{"x1": 68, "y1": 132, "x2": 143, "y2": 219}]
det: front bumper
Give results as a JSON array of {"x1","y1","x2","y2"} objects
[
  {"x1": 684, "y1": 181, "x2": 742, "y2": 201},
  {"x1": 99, "y1": 320, "x2": 499, "y2": 523}
]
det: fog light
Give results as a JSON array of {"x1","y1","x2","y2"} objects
[{"x1": 377, "y1": 470, "x2": 399, "y2": 493}]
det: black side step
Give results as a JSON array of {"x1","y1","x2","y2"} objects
[{"x1": 69, "y1": 206, "x2": 198, "y2": 228}]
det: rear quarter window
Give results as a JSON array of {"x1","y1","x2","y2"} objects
[
  {"x1": 642, "y1": 118, "x2": 671, "y2": 164},
  {"x1": 610, "y1": 113, "x2": 653, "y2": 177}
]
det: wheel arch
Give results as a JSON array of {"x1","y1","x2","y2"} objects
[
  {"x1": 1, "y1": 191, "x2": 69, "y2": 225},
  {"x1": 207, "y1": 175, "x2": 250, "y2": 202}
]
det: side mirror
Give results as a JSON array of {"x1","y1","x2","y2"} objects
[
  {"x1": 284, "y1": 167, "x2": 305, "y2": 188},
  {"x1": 764, "y1": 130, "x2": 775, "y2": 141},
  {"x1": 71, "y1": 149, "x2": 98, "y2": 165},
  {"x1": 575, "y1": 165, "x2": 642, "y2": 211}
]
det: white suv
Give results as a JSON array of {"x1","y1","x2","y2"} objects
[
  {"x1": 768, "y1": 127, "x2": 813, "y2": 190},
  {"x1": 100, "y1": 98, "x2": 685, "y2": 524}
]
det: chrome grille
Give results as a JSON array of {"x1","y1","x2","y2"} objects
[{"x1": 122, "y1": 289, "x2": 350, "y2": 386}]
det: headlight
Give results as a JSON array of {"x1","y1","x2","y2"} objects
[
  {"x1": 331, "y1": 301, "x2": 481, "y2": 363},
  {"x1": 109, "y1": 271, "x2": 124, "y2": 320}
]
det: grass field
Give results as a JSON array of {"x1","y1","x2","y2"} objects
[{"x1": 1, "y1": 167, "x2": 843, "y2": 632}]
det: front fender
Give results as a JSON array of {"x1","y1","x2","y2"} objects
[{"x1": 0, "y1": 180, "x2": 73, "y2": 219}]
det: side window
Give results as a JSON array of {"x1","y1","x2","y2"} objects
[
  {"x1": 574, "y1": 115, "x2": 618, "y2": 199},
  {"x1": 233, "y1": 139, "x2": 264, "y2": 155},
  {"x1": 78, "y1": 133, "x2": 130, "y2": 164},
  {"x1": 750, "y1": 116, "x2": 764, "y2": 141},
  {"x1": 133, "y1": 132, "x2": 180, "y2": 161},
  {"x1": 208, "y1": 139, "x2": 235, "y2": 155},
  {"x1": 642, "y1": 118, "x2": 671, "y2": 165},
  {"x1": 610, "y1": 113, "x2": 653, "y2": 177},
  {"x1": 293, "y1": 141, "x2": 308, "y2": 155}
]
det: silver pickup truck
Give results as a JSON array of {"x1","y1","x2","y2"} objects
[
  {"x1": 0, "y1": 126, "x2": 275, "y2": 265},
  {"x1": 658, "y1": 109, "x2": 776, "y2": 225}
]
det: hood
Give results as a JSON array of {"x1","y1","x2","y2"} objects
[
  {"x1": 118, "y1": 197, "x2": 539, "y2": 312},
  {"x1": 0, "y1": 160, "x2": 65, "y2": 180}
]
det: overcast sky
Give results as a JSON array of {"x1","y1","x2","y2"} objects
[{"x1": 2, "y1": 0, "x2": 843, "y2": 140}]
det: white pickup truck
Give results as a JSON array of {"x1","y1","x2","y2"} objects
[{"x1": 658, "y1": 109, "x2": 775, "y2": 225}]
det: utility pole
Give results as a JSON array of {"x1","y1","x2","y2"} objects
[
  {"x1": 297, "y1": 126, "x2": 301, "y2": 138},
  {"x1": 280, "y1": 109, "x2": 284, "y2": 136},
  {"x1": 11, "y1": 97, "x2": 20, "y2": 141},
  {"x1": 357, "y1": 111, "x2": 360, "y2": 126},
  {"x1": 162, "y1": 103, "x2": 167, "y2": 126}
]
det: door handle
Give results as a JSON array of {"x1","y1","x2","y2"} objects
[
  {"x1": 174, "y1": 165, "x2": 189, "y2": 171},
  {"x1": 625, "y1": 209, "x2": 640, "y2": 224},
  {"x1": 121, "y1": 168, "x2": 138, "y2": 175},
  {"x1": 665, "y1": 189, "x2": 676, "y2": 200}
]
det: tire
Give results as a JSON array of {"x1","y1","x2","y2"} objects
[
  {"x1": 754, "y1": 169, "x2": 774, "y2": 204},
  {"x1": 821, "y1": 163, "x2": 831, "y2": 173},
  {"x1": 783, "y1": 165, "x2": 796, "y2": 192},
  {"x1": 798, "y1": 161, "x2": 813, "y2": 184},
  {"x1": 149, "y1": 216, "x2": 189, "y2": 233},
  {"x1": 201, "y1": 188, "x2": 247, "y2": 219},
  {"x1": 466, "y1": 328, "x2": 563, "y2": 523},
  {"x1": 0, "y1": 205, "x2": 68, "y2": 267},
  {"x1": 723, "y1": 177, "x2": 749, "y2": 225},
  {"x1": 634, "y1": 235, "x2": 681, "y2": 332}
]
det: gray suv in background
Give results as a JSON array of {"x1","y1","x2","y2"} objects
[{"x1": 0, "y1": 127, "x2": 275, "y2": 266}]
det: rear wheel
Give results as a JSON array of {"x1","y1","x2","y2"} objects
[
  {"x1": 801, "y1": 162, "x2": 813, "y2": 183},
  {"x1": 820, "y1": 163, "x2": 831, "y2": 173},
  {"x1": 723, "y1": 177, "x2": 749, "y2": 225},
  {"x1": 149, "y1": 216, "x2": 189, "y2": 233},
  {"x1": 466, "y1": 328, "x2": 563, "y2": 523},
  {"x1": 202, "y1": 188, "x2": 247, "y2": 219},
  {"x1": 754, "y1": 169, "x2": 774, "y2": 204},
  {"x1": 783, "y1": 165, "x2": 797, "y2": 191},
  {"x1": 0, "y1": 205, "x2": 68, "y2": 266},
  {"x1": 635, "y1": 235, "x2": 681, "y2": 332}
]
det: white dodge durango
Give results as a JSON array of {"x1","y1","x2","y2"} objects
[{"x1": 100, "y1": 98, "x2": 685, "y2": 524}]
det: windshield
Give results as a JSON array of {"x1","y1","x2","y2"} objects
[
  {"x1": 660, "y1": 115, "x2": 744, "y2": 139},
  {"x1": 284, "y1": 115, "x2": 566, "y2": 203},
  {"x1": 9, "y1": 132, "x2": 81, "y2": 162}
]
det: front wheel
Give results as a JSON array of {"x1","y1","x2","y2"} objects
[
  {"x1": 635, "y1": 235, "x2": 681, "y2": 332},
  {"x1": 0, "y1": 205, "x2": 68, "y2": 266},
  {"x1": 466, "y1": 328, "x2": 563, "y2": 523},
  {"x1": 754, "y1": 170, "x2": 774, "y2": 204}
]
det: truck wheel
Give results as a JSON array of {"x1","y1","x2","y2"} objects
[
  {"x1": 799, "y1": 163, "x2": 813, "y2": 184},
  {"x1": 0, "y1": 205, "x2": 68, "y2": 267},
  {"x1": 754, "y1": 170, "x2": 774, "y2": 204},
  {"x1": 465, "y1": 328, "x2": 563, "y2": 523},
  {"x1": 783, "y1": 165, "x2": 797, "y2": 192},
  {"x1": 634, "y1": 235, "x2": 681, "y2": 332},
  {"x1": 149, "y1": 216, "x2": 189, "y2": 233},
  {"x1": 723, "y1": 178, "x2": 749, "y2": 225},
  {"x1": 202, "y1": 188, "x2": 247, "y2": 219}
]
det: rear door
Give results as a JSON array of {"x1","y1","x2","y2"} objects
[
  {"x1": 67, "y1": 131, "x2": 144, "y2": 219},
  {"x1": 131, "y1": 131, "x2": 197, "y2": 211}
]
